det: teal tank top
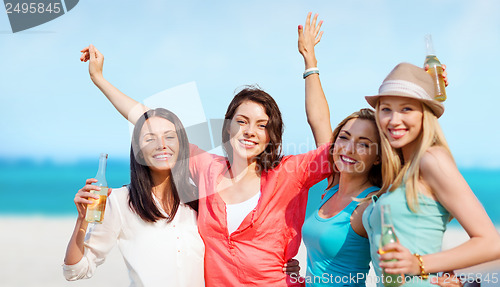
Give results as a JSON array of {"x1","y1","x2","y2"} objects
[
  {"x1": 362, "y1": 184, "x2": 450, "y2": 286},
  {"x1": 302, "y1": 185, "x2": 379, "y2": 286}
]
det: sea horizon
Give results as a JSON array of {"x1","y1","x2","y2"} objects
[{"x1": 1, "y1": 158, "x2": 499, "y2": 226}]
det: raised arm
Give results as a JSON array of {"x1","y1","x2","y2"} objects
[
  {"x1": 80, "y1": 44, "x2": 149, "y2": 125},
  {"x1": 298, "y1": 13, "x2": 332, "y2": 147}
]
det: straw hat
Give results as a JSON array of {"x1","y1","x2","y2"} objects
[{"x1": 365, "y1": 63, "x2": 444, "y2": 118}]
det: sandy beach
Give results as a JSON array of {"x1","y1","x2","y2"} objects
[{"x1": 1, "y1": 216, "x2": 498, "y2": 287}]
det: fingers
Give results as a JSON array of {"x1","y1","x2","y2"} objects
[
  {"x1": 379, "y1": 250, "x2": 405, "y2": 262},
  {"x1": 283, "y1": 258, "x2": 301, "y2": 274},
  {"x1": 93, "y1": 45, "x2": 103, "y2": 59},
  {"x1": 75, "y1": 187, "x2": 100, "y2": 205},
  {"x1": 85, "y1": 178, "x2": 98, "y2": 185},
  {"x1": 304, "y1": 12, "x2": 312, "y2": 32},
  {"x1": 315, "y1": 31, "x2": 324, "y2": 44},
  {"x1": 89, "y1": 44, "x2": 96, "y2": 61},
  {"x1": 314, "y1": 19, "x2": 323, "y2": 37},
  {"x1": 297, "y1": 24, "x2": 303, "y2": 39},
  {"x1": 311, "y1": 13, "x2": 318, "y2": 31},
  {"x1": 380, "y1": 243, "x2": 401, "y2": 253},
  {"x1": 80, "y1": 51, "x2": 90, "y2": 62}
]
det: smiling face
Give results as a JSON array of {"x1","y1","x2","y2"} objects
[
  {"x1": 377, "y1": 96, "x2": 424, "y2": 154},
  {"x1": 139, "y1": 117, "x2": 179, "y2": 172},
  {"x1": 333, "y1": 118, "x2": 380, "y2": 175},
  {"x1": 228, "y1": 101, "x2": 270, "y2": 163}
]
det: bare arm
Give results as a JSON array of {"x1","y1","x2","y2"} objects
[
  {"x1": 380, "y1": 147, "x2": 500, "y2": 275},
  {"x1": 298, "y1": 13, "x2": 332, "y2": 147},
  {"x1": 80, "y1": 45, "x2": 149, "y2": 125},
  {"x1": 64, "y1": 179, "x2": 100, "y2": 265}
]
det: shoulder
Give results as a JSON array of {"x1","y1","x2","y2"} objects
[
  {"x1": 419, "y1": 146, "x2": 455, "y2": 177},
  {"x1": 108, "y1": 186, "x2": 130, "y2": 204},
  {"x1": 356, "y1": 190, "x2": 378, "y2": 210},
  {"x1": 419, "y1": 146, "x2": 460, "y2": 192}
]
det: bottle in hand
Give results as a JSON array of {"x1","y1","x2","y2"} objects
[
  {"x1": 379, "y1": 204, "x2": 403, "y2": 287},
  {"x1": 85, "y1": 153, "x2": 108, "y2": 223},
  {"x1": 424, "y1": 34, "x2": 447, "y2": 102}
]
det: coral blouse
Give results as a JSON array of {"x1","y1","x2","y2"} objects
[{"x1": 189, "y1": 143, "x2": 331, "y2": 286}]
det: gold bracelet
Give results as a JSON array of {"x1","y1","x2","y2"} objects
[{"x1": 413, "y1": 253, "x2": 429, "y2": 279}]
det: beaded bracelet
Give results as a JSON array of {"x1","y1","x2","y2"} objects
[
  {"x1": 303, "y1": 67, "x2": 319, "y2": 79},
  {"x1": 413, "y1": 253, "x2": 429, "y2": 279}
]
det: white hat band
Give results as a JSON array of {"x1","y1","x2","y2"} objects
[{"x1": 379, "y1": 80, "x2": 431, "y2": 101}]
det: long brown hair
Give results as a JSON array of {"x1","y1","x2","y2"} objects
[
  {"x1": 222, "y1": 85, "x2": 284, "y2": 172},
  {"x1": 129, "y1": 108, "x2": 198, "y2": 223},
  {"x1": 329, "y1": 108, "x2": 382, "y2": 188}
]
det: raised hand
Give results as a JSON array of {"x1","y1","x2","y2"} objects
[
  {"x1": 80, "y1": 44, "x2": 104, "y2": 82},
  {"x1": 425, "y1": 64, "x2": 449, "y2": 86},
  {"x1": 298, "y1": 12, "x2": 324, "y2": 68}
]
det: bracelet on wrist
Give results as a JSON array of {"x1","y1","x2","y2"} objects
[
  {"x1": 413, "y1": 253, "x2": 429, "y2": 279},
  {"x1": 303, "y1": 67, "x2": 319, "y2": 79}
]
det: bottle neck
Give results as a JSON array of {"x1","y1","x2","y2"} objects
[
  {"x1": 381, "y1": 205, "x2": 394, "y2": 227},
  {"x1": 95, "y1": 154, "x2": 108, "y2": 186},
  {"x1": 425, "y1": 34, "x2": 436, "y2": 56}
]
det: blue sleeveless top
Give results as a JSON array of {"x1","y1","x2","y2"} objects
[
  {"x1": 362, "y1": 184, "x2": 450, "y2": 286},
  {"x1": 302, "y1": 184, "x2": 379, "y2": 286}
]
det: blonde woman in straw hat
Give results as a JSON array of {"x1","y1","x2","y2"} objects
[
  {"x1": 298, "y1": 12, "x2": 493, "y2": 287},
  {"x1": 362, "y1": 63, "x2": 500, "y2": 286}
]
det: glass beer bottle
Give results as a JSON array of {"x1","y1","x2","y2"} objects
[
  {"x1": 379, "y1": 204, "x2": 403, "y2": 287},
  {"x1": 85, "y1": 153, "x2": 109, "y2": 223},
  {"x1": 424, "y1": 34, "x2": 447, "y2": 102}
]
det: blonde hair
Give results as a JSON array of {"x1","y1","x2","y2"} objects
[{"x1": 375, "y1": 102, "x2": 453, "y2": 212}]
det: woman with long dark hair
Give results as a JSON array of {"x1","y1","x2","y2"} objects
[{"x1": 63, "y1": 108, "x2": 204, "y2": 287}]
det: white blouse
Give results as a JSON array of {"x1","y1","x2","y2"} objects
[{"x1": 63, "y1": 187, "x2": 205, "y2": 287}]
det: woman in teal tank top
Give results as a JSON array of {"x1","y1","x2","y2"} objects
[
  {"x1": 299, "y1": 14, "x2": 383, "y2": 286},
  {"x1": 300, "y1": 109, "x2": 381, "y2": 286},
  {"x1": 362, "y1": 62, "x2": 500, "y2": 286}
]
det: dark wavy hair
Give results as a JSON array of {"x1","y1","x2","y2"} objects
[
  {"x1": 222, "y1": 85, "x2": 284, "y2": 172},
  {"x1": 329, "y1": 108, "x2": 382, "y2": 187},
  {"x1": 129, "y1": 108, "x2": 198, "y2": 223}
]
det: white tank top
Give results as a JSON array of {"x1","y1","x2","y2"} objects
[{"x1": 226, "y1": 191, "x2": 261, "y2": 234}]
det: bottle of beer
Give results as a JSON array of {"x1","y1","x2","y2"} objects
[
  {"x1": 85, "y1": 153, "x2": 109, "y2": 223},
  {"x1": 379, "y1": 204, "x2": 403, "y2": 287},
  {"x1": 424, "y1": 34, "x2": 447, "y2": 102}
]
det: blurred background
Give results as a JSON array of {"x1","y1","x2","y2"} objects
[{"x1": 1, "y1": 0, "x2": 499, "y2": 286}]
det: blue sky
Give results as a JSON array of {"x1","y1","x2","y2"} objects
[{"x1": 1, "y1": 0, "x2": 500, "y2": 168}]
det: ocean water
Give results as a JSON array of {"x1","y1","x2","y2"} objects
[
  {"x1": 0, "y1": 159, "x2": 499, "y2": 226},
  {"x1": 0, "y1": 158, "x2": 130, "y2": 215}
]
